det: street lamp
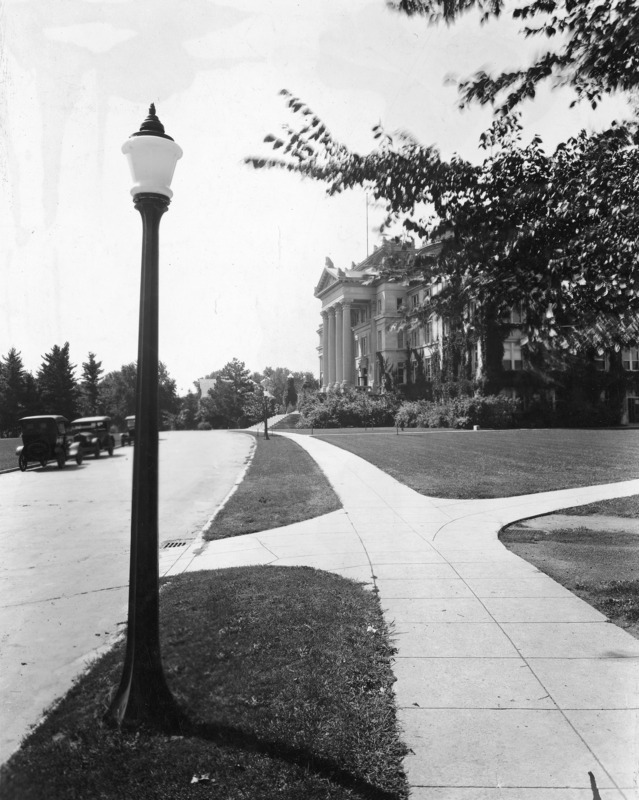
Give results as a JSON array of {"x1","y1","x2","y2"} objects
[
  {"x1": 106, "y1": 105, "x2": 183, "y2": 728},
  {"x1": 260, "y1": 379, "x2": 274, "y2": 440}
]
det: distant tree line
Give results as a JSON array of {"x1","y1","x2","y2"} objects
[
  {"x1": 0, "y1": 344, "x2": 179, "y2": 437},
  {"x1": 190, "y1": 358, "x2": 318, "y2": 430},
  {"x1": 0, "y1": 347, "x2": 318, "y2": 436}
]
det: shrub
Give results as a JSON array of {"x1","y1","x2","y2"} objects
[
  {"x1": 197, "y1": 421, "x2": 212, "y2": 430},
  {"x1": 395, "y1": 394, "x2": 521, "y2": 429},
  {"x1": 296, "y1": 388, "x2": 399, "y2": 428}
]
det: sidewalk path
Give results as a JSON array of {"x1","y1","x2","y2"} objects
[{"x1": 169, "y1": 432, "x2": 639, "y2": 799}]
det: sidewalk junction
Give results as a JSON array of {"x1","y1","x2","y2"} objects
[{"x1": 164, "y1": 431, "x2": 639, "y2": 799}]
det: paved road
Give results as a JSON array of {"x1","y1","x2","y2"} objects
[{"x1": 0, "y1": 430, "x2": 253, "y2": 765}]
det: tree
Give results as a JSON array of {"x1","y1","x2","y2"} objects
[
  {"x1": 254, "y1": 367, "x2": 316, "y2": 409},
  {"x1": 175, "y1": 389, "x2": 201, "y2": 430},
  {"x1": 99, "y1": 363, "x2": 138, "y2": 429},
  {"x1": 79, "y1": 352, "x2": 104, "y2": 416},
  {"x1": 388, "y1": 0, "x2": 639, "y2": 113},
  {"x1": 98, "y1": 362, "x2": 179, "y2": 430},
  {"x1": 37, "y1": 342, "x2": 80, "y2": 420},
  {"x1": 199, "y1": 358, "x2": 254, "y2": 428},
  {"x1": 0, "y1": 349, "x2": 38, "y2": 436},
  {"x1": 248, "y1": 89, "x2": 639, "y2": 354}
]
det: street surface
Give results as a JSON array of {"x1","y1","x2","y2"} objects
[{"x1": 0, "y1": 430, "x2": 253, "y2": 764}]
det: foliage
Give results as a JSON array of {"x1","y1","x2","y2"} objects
[
  {"x1": 284, "y1": 373, "x2": 298, "y2": 410},
  {"x1": 0, "y1": 349, "x2": 39, "y2": 436},
  {"x1": 175, "y1": 390, "x2": 200, "y2": 430},
  {"x1": 394, "y1": 394, "x2": 521, "y2": 428},
  {"x1": 79, "y1": 352, "x2": 104, "y2": 416},
  {"x1": 199, "y1": 358, "x2": 254, "y2": 428},
  {"x1": 297, "y1": 388, "x2": 399, "y2": 428},
  {"x1": 253, "y1": 367, "x2": 316, "y2": 410},
  {"x1": 388, "y1": 0, "x2": 639, "y2": 114},
  {"x1": 249, "y1": 95, "x2": 639, "y2": 354},
  {"x1": 98, "y1": 362, "x2": 179, "y2": 430},
  {"x1": 36, "y1": 342, "x2": 80, "y2": 421}
]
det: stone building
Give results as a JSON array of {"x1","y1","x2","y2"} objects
[{"x1": 315, "y1": 238, "x2": 639, "y2": 424}]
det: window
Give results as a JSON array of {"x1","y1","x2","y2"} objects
[
  {"x1": 377, "y1": 299, "x2": 382, "y2": 315},
  {"x1": 397, "y1": 361, "x2": 405, "y2": 383},
  {"x1": 377, "y1": 329, "x2": 383, "y2": 350},
  {"x1": 424, "y1": 357, "x2": 432, "y2": 381},
  {"x1": 424, "y1": 320, "x2": 431, "y2": 344},
  {"x1": 502, "y1": 341, "x2": 523, "y2": 371},
  {"x1": 397, "y1": 330, "x2": 404, "y2": 349},
  {"x1": 623, "y1": 348, "x2": 639, "y2": 371},
  {"x1": 411, "y1": 294, "x2": 419, "y2": 309},
  {"x1": 410, "y1": 329, "x2": 419, "y2": 348},
  {"x1": 396, "y1": 297, "x2": 403, "y2": 311},
  {"x1": 509, "y1": 306, "x2": 523, "y2": 325},
  {"x1": 359, "y1": 337, "x2": 367, "y2": 357},
  {"x1": 594, "y1": 353, "x2": 607, "y2": 371}
]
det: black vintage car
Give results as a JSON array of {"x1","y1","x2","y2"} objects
[
  {"x1": 70, "y1": 416, "x2": 116, "y2": 458},
  {"x1": 16, "y1": 415, "x2": 84, "y2": 471},
  {"x1": 120, "y1": 415, "x2": 136, "y2": 446}
]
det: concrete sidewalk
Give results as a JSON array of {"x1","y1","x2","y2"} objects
[{"x1": 168, "y1": 431, "x2": 639, "y2": 799}]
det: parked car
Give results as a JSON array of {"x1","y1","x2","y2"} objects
[
  {"x1": 121, "y1": 415, "x2": 136, "y2": 446},
  {"x1": 70, "y1": 416, "x2": 116, "y2": 458},
  {"x1": 16, "y1": 415, "x2": 83, "y2": 471}
]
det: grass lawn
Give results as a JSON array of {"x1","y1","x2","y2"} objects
[
  {"x1": 305, "y1": 428, "x2": 639, "y2": 499},
  {"x1": 0, "y1": 438, "x2": 19, "y2": 471},
  {"x1": 500, "y1": 480, "x2": 639, "y2": 640},
  {"x1": 205, "y1": 433, "x2": 341, "y2": 540},
  {"x1": 0, "y1": 566, "x2": 408, "y2": 800}
]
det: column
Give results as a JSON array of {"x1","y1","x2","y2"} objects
[
  {"x1": 328, "y1": 307, "x2": 336, "y2": 386},
  {"x1": 342, "y1": 301, "x2": 353, "y2": 386},
  {"x1": 321, "y1": 311, "x2": 330, "y2": 388},
  {"x1": 369, "y1": 309, "x2": 376, "y2": 389},
  {"x1": 335, "y1": 304, "x2": 344, "y2": 385}
]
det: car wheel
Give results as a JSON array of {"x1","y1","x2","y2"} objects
[
  {"x1": 108, "y1": 440, "x2": 114, "y2": 456},
  {"x1": 57, "y1": 452, "x2": 66, "y2": 468},
  {"x1": 76, "y1": 451, "x2": 83, "y2": 466},
  {"x1": 18, "y1": 452, "x2": 28, "y2": 472},
  {"x1": 94, "y1": 444, "x2": 100, "y2": 459},
  {"x1": 39, "y1": 458, "x2": 47, "y2": 468}
]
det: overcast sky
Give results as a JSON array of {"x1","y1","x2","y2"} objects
[{"x1": 0, "y1": 0, "x2": 630, "y2": 394}]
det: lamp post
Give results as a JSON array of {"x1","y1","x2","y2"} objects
[
  {"x1": 106, "y1": 105, "x2": 183, "y2": 728},
  {"x1": 260, "y1": 379, "x2": 273, "y2": 440}
]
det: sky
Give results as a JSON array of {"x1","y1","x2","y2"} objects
[{"x1": 0, "y1": 0, "x2": 631, "y2": 395}]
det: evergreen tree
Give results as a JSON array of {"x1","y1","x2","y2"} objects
[
  {"x1": 79, "y1": 352, "x2": 104, "y2": 416},
  {"x1": 0, "y1": 348, "x2": 36, "y2": 436},
  {"x1": 36, "y1": 342, "x2": 80, "y2": 421},
  {"x1": 199, "y1": 358, "x2": 254, "y2": 428}
]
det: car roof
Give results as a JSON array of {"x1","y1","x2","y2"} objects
[
  {"x1": 20, "y1": 415, "x2": 68, "y2": 423},
  {"x1": 71, "y1": 416, "x2": 111, "y2": 423}
]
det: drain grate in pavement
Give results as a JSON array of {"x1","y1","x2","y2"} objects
[{"x1": 162, "y1": 540, "x2": 188, "y2": 549}]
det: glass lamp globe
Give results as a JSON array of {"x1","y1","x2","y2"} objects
[{"x1": 122, "y1": 104, "x2": 183, "y2": 199}]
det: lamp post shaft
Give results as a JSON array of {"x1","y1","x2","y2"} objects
[{"x1": 106, "y1": 192, "x2": 178, "y2": 727}]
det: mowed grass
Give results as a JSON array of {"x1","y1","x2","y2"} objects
[
  {"x1": 0, "y1": 438, "x2": 19, "y2": 470},
  {"x1": 205, "y1": 433, "x2": 341, "y2": 540},
  {"x1": 0, "y1": 566, "x2": 408, "y2": 800},
  {"x1": 308, "y1": 428, "x2": 639, "y2": 498}
]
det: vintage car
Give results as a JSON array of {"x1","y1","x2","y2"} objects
[
  {"x1": 16, "y1": 415, "x2": 83, "y2": 471},
  {"x1": 70, "y1": 416, "x2": 116, "y2": 458},
  {"x1": 120, "y1": 415, "x2": 136, "y2": 446}
]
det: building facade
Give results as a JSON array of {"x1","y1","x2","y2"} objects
[{"x1": 315, "y1": 239, "x2": 639, "y2": 424}]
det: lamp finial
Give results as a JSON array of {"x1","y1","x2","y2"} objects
[{"x1": 132, "y1": 104, "x2": 174, "y2": 141}]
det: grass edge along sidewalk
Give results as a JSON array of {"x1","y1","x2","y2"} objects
[
  {"x1": 205, "y1": 431, "x2": 341, "y2": 540},
  {"x1": 0, "y1": 567, "x2": 409, "y2": 800}
]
